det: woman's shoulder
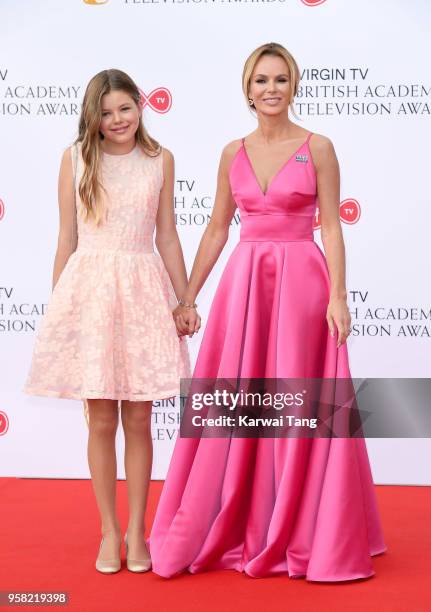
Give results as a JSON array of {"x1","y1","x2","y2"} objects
[
  {"x1": 61, "y1": 142, "x2": 82, "y2": 164},
  {"x1": 308, "y1": 131, "x2": 335, "y2": 154},
  {"x1": 159, "y1": 145, "x2": 173, "y2": 164},
  {"x1": 58, "y1": 145, "x2": 75, "y2": 175},
  {"x1": 221, "y1": 138, "x2": 243, "y2": 164},
  {"x1": 307, "y1": 131, "x2": 338, "y2": 171}
]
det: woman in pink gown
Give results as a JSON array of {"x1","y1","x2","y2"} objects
[{"x1": 151, "y1": 43, "x2": 386, "y2": 581}]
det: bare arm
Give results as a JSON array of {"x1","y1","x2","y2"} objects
[
  {"x1": 181, "y1": 142, "x2": 239, "y2": 306},
  {"x1": 52, "y1": 147, "x2": 78, "y2": 290},
  {"x1": 172, "y1": 141, "x2": 239, "y2": 336},
  {"x1": 155, "y1": 148, "x2": 189, "y2": 303},
  {"x1": 311, "y1": 135, "x2": 351, "y2": 346}
]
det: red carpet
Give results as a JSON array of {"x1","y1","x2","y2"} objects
[{"x1": 0, "y1": 479, "x2": 430, "y2": 611}]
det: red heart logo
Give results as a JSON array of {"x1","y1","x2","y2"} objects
[
  {"x1": 0, "y1": 411, "x2": 9, "y2": 436},
  {"x1": 139, "y1": 88, "x2": 172, "y2": 114},
  {"x1": 340, "y1": 198, "x2": 361, "y2": 224},
  {"x1": 313, "y1": 207, "x2": 321, "y2": 229},
  {"x1": 313, "y1": 198, "x2": 361, "y2": 229},
  {"x1": 301, "y1": 0, "x2": 327, "y2": 5}
]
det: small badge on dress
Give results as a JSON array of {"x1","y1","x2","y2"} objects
[{"x1": 295, "y1": 154, "x2": 308, "y2": 163}]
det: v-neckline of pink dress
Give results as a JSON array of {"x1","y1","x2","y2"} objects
[{"x1": 241, "y1": 132, "x2": 313, "y2": 196}]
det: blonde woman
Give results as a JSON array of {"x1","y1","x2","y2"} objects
[
  {"x1": 25, "y1": 69, "x2": 192, "y2": 573},
  {"x1": 150, "y1": 43, "x2": 386, "y2": 582}
]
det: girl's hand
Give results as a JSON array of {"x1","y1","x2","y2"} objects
[
  {"x1": 172, "y1": 305, "x2": 202, "y2": 338},
  {"x1": 326, "y1": 296, "x2": 351, "y2": 347}
]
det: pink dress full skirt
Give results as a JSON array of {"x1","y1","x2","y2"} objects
[{"x1": 149, "y1": 133, "x2": 386, "y2": 581}]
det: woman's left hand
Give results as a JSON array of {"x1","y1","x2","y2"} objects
[
  {"x1": 172, "y1": 305, "x2": 201, "y2": 338},
  {"x1": 326, "y1": 296, "x2": 352, "y2": 347}
]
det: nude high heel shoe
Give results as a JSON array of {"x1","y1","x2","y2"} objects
[
  {"x1": 95, "y1": 536, "x2": 121, "y2": 574},
  {"x1": 124, "y1": 533, "x2": 152, "y2": 573}
]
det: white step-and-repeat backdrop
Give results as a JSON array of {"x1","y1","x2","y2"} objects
[{"x1": 0, "y1": 0, "x2": 429, "y2": 483}]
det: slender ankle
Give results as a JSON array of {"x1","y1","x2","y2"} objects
[
  {"x1": 126, "y1": 524, "x2": 146, "y2": 535},
  {"x1": 101, "y1": 524, "x2": 121, "y2": 536}
]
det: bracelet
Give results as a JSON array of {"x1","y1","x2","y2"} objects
[{"x1": 178, "y1": 298, "x2": 197, "y2": 309}]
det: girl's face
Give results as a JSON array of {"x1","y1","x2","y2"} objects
[
  {"x1": 248, "y1": 55, "x2": 291, "y2": 116},
  {"x1": 99, "y1": 90, "x2": 140, "y2": 144}
]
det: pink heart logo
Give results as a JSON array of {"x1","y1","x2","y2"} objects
[
  {"x1": 139, "y1": 88, "x2": 172, "y2": 114},
  {"x1": 340, "y1": 198, "x2": 361, "y2": 224},
  {"x1": 313, "y1": 207, "x2": 321, "y2": 229},
  {"x1": 0, "y1": 411, "x2": 9, "y2": 436},
  {"x1": 301, "y1": 0, "x2": 327, "y2": 5},
  {"x1": 313, "y1": 198, "x2": 361, "y2": 229},
  {"x1": 0, "y1": 199, "x2": 5, "y2": 221}
]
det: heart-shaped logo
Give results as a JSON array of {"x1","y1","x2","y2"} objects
[
  {"x1": 0, "y1": 411, "x2": 9, "y2": 436},
  {"x1": 313, "y1": 198, "x2": 361, "y2": 229},
  {"x1": 313, "y1": 207, "x2": 321, "y2": 229},
  {"x1": 0, "y1": 199, "x2": 5, "y2": 221},
  {"x1": 301, "y1": 0, "x2": 327, "y2": 6},
  {"x1": 340, "y1": 198, "x2": 361, "y2": 224},
  {"x1": 139, "y1": 88, "x2": 172, "y2": 114}
]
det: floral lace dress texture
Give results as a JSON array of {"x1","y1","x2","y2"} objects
[{"x1": 24, "y1": 143, "x2": 190, "y2": 401}]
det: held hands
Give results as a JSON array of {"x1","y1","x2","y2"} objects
[
  {"x1": 326, "y1": 296, "x2": 352, "y2": 348},
  {"x1": 172, "y1": 300, "x2": 201, "y2": 338}
]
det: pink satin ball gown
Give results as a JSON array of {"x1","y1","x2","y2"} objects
[{"x1": 149, "y1": 132, "x2": 386, "y2": 581}]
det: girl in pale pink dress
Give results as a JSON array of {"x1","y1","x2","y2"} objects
[
  {"x1": 150, "y1": 43, "x2": 386, "y2": 581},
  {"x1": 24, "y1": 69, "x2": 192, "y2": 574}
]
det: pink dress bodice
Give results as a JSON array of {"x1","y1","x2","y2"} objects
[{"x1": 229, "y1": 132, "x2": 317, "y2": 242}]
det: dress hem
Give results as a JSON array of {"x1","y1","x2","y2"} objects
[
  {"x1": 152, "y1": 547, "x2": 387, "y2": 582},
  {"x1": 23, "y1": 387, "x2": 180, "y2": 402}
]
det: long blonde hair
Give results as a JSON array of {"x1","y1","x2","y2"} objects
[
  {"x1": 242, "y1": 43, "x2": 300, "y2": 118},
  {"x1": 75, "y1": 69, "x2": 161, "y2": 225}
]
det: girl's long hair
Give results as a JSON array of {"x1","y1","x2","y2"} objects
[{"x1": 75, "y1": 69, "x2": 161, "y2": 225}]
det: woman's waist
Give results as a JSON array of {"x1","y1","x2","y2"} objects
[{"x1": 239, "y1": 213, "x2": 315, "y2": 242}]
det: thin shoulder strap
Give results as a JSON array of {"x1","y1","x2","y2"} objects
[{"x1": 306, "y1": 131, "x2": 313, "y2": 144}]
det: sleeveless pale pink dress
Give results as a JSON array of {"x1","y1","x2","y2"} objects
[
  {"x1": 24, "y1": 143, "x2": 190, "y2": 401},
  {"x1": 149, "y1": 132, "x2": 386, "y2": 581}
]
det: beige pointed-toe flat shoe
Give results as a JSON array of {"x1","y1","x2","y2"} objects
[
  {"x1": 124, "y1": 533, "x2": 152, "y2": 573},
  {"x1": 95, "y1": 536, "x2": 121, "y2": 574}
]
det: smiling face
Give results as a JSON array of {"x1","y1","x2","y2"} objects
[
  {"x1": 248, "y1": 54, "x2": 291, "y2": 116},
  {"x1": 99, "y1": 89, "x2": 141, "y2": 145}
]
